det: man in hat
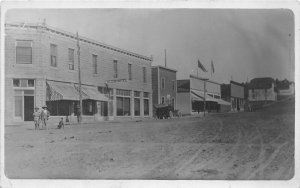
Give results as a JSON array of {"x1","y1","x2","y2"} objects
[
  {"x1": 33, "y1": 106, "x2": 41, "y2": 130},
  {"x1": 40, "y1": 105, "x2": 50, "y2": 129}
]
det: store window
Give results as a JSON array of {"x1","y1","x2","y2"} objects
[
  {"x1": 144, "y1": 92, "x2": 149, "y2": 116},
  {"x1": 50, "y1": 44, "x2": 57, "y2": 67},
  {"x1": 16, "y1": 40, "x2": 32, "y2": 64},
  {"x1": 68, "y1": 48, "x2": 75, "y2": 70},
  {"x1": 82, "y1": 100, "x2": 97, "y2": 115},
  {"x1": 134, "y1": 91, "x2": 140, "y2": 116},
  {"x1": 116, "y1": 89, "x2": 131, "y2": 116}
]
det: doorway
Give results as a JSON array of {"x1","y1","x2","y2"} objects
[{"x1": 24, "y1": 96, "x2": 34, "y2": 121}]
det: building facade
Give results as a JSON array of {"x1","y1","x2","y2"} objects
[
  {"x1": 177, "y1": 75, "x2": 230, "y2": 115},
  {"x1": 221, "y1": 81, "x2": 245, "y2": 112},
  {"x1": 248, "y1": 77, "x2": 277, "y2": 102},
  {"x1": 151, "y1": 66, "x2": 177, "y2": 108},
  {"x1": 5, "y1": 23, "x2": 153, "y2": 125}
]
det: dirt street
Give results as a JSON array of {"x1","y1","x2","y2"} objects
[{"x1": 5, "y1": 98, "x2": 294, "y2": 179}]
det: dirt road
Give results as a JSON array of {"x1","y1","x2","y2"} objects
[{"x1": 5, "y1": 98, "x2": 294, "y2": 179}]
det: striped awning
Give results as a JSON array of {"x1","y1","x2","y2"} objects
[
  {"x1": 191, "y1": 90, "x2": 230, "y2": 105},
  {"x1": 75, "y1": 85, "x2": 108, "y2": 101},
  {"x1": 47, "y1": 81, "x2": 82, "y2": 101}
]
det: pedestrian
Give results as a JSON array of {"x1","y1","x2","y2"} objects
[
  {"x1": 40, "y1": 105, "x2": 50, "y2": 129},
  {"x1": 57, "y1": 117, "x2": 64, "y2": 129},
  {"x1": 33, "y1": 106, "x2": 41, "y2": 130}
]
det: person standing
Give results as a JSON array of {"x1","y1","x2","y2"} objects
[
  {"x1": 40, "y1": 105, "x2": 50, "y2": 129},
  {"x1": 33, "y1": 106, "x2": 41, "y2": 130}
]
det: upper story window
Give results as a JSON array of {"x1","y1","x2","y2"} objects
[
  {"x1": 161, "y1": 77, "x2": 165, "y2": 89},
  {"x1": 92, "y1": 54, "x2": 98, "y2": 74},
  {"x1": 128, "y1": 63, "x2": 132, "y2": 80},
  {"x1": 50, "y1": 44, "x2": 57, "y2": 67},
  {"x1": 68, "y1": 48, "x2": 75, "y2": 70},
  {"x1": 113, "y1": 60, "x2": 118, "y2": 78},
  {"x1": 16, "y1": 40, "x2": 32, "y2": 64},
  {"x1": 143, "y1": 67, "x2": 146, "y2": 83}
]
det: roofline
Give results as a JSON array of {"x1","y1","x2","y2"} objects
[
  {"x1": 230, "y1": 80, "x2": 244, "y2": 87},
  {"x1": 152, "y1": 65, "x2": 177, "y2": 72},
  {"x1": 189, "y1": 74, "x2": 220, "y2": 85},
  {"x1": 5, "y1": 22, "x2": 153, "y2": 62}
]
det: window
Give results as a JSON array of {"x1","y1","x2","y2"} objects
[
  {"x1": 68, "y1": 48, "x2": 75, "y2": 70},
  {"x1": 161, "y1": 78, "x2": 165, "y2": 89},
  {"x1": 172, "y1": 98, "x2": 175, "y2": 108},
  {"x1": 83, "y1": 100, "x2": 97, "y2": 115},
  {"x1": 144, "y1": 99, "x2": 149, "y2": 116},
  {"x1": 16, "y1": 40, "x2": 32, "y2": 64},
  {"x1": 143, "y1": 67, "x2": 147, "y2": 83},
  {"x1": 161, "y1": 96, "x2": 165, "y2": 104},
  {"x1": 134, "y1": 91, "x2": 140, "y2": 116},
  {"x1": 50, "y1": 44, "x2": 57, "y2": 67},
  {"x1": 172, "y1": 80, "x2": 176, "y2": 91},
  {"x1": 92, "y1": 54, "x2": 97, "y2": 74},
  {"x1": 128, "y1": 63, "x2": 132, "y2": 80},
  {"x1": 116, "y1": 89, "x2": 131, "y2": 116},
  {"x1": 113, "y1": 60, "x2": 118, "y2": 78},
  {"x1": 13, "y1": 79, "x2": 34, "y2": 88}
]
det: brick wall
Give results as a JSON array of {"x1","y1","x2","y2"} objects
[{"x1": 151, "y1": 67, "x2": 159, "y2": 105}]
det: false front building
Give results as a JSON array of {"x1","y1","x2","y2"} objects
[
  {"x1": 5, "y1": 23, "x2": 153, "y2": 125},
  {"x1": 177, "y1": 75, "x2": 230, "y2": 115}
]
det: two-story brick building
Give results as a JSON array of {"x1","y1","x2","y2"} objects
[
  {"x1": 5, "y1": 22, "x2": 153, "y2": 125},
  {"x1": 151, "y1": 66, "x2": 177, "y2": 108}
]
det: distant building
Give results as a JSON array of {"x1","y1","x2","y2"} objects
[
  {"x1": 5, "y1": 22, "x2": 153, "y2": 125},
  {"x1": 221, "y1": 81, "x2": 245, "y2": 111},
  {"x1": 248, "y1": 77, "x2": 277, "y2": 102},
  {"x1": 177, "y1": 75, "x2": 230, "y2": 115},
  {"x1": 151, "y1": 66, "x2": 177, "y2": 108},
  {"x1": 276, "y1": 79, "x2": 295, "y2": 96}
]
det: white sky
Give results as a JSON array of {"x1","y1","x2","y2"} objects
[{"x1": 5, "y1": 9, "x2": 295, "y2": 83}]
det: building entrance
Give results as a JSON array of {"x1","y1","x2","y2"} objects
[{"x1": 24, "y1": 96, "x2": 34, "y2": 121}]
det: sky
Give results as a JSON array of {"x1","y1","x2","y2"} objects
[{"x1": 5, "y1": 9, "x2": 295, "y2": 83}]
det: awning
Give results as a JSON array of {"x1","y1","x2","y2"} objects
[
  {"x1": 191, "y1": 90, "x2": 231, "y2": 105},
  {"x1": 47, "y1": 81, "x2": 81, "y2": 101},
  {"x1": 75, "y1": 85, "x2": 109, "y2": 101},
  {"x1": 191, "y1": 90, "x2": 218, "y2": 102},
  {"x1": 217, "y1": 99, "x2": 231, "y2": 105}
]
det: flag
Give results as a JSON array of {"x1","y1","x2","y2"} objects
[
  {"x1": 198, "y1": 60, "x2": 207, "y2": 72},
  {"x1": 211, "y1": 61, "x2": 214, "y2": 73}
]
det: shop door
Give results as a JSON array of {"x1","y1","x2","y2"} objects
[{"x1": 24, "y1": 96, "x2": 34, "y2": 121}]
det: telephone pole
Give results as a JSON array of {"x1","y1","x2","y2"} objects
[{"x1": 77, "y1": 32, "x2": 82, "y2": 123}]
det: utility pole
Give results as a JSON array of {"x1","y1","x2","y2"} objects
[
  {"x1": 77, "y1": 32, "x2": 82, "y2": 123},
  {"x1": 204, "y1": 80, "x2": 206, "y2": 117},
  {"x1": 201, "y1": 78, "x2": 209, "y2": 117}
]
